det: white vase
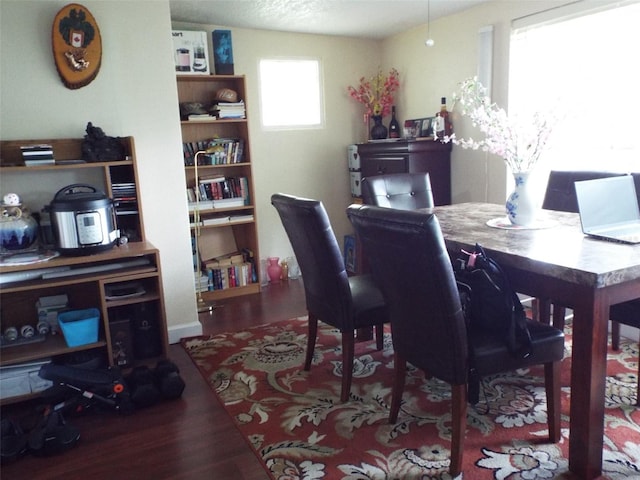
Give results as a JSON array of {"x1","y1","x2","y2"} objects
[{"x1": 506, "y1": 172, "x2": 538, "y2": 226}]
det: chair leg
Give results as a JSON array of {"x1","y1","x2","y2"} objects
[
  {"x1": 340, "y1": 331, "x2": 355, "y2": 402},
  {"x1": 450, "y1": 383, "x2": 467, "y2": 477},
  {"x1": 552, "y1": 305, "x2": 566, "y2": 332},
  {"x1": 389, "y1": 352, "x2": 406, "y2": 423},
  {"x1": 375, "y1": 323, "x2": 384, "y2": 351},
  {"x1": 544, "y1": 361, "x2": 561, "y2": 443},
  {"x1": 304, "y1": 312, "x2": 318, "y2": 371},
  {"x1": 611, "y1": 321, "x2": 621, "y2": 351},
  {"x1": 535, "y1": 298, "x2": 550, "y2": 324}
]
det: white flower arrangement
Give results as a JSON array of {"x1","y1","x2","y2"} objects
[{"x1": 444, "y1": 77, "x2": 554, "y2": 173}]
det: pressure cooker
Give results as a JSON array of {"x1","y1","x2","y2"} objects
[{"x1": 48, "y1": 184, "x2": 119, "y2": 255}]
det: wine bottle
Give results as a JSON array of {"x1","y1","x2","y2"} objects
[
  {"x1": 388, "y1": 106, "x2": 400, "y2": 138},
  {"x1": 435, "y1": 97, "x2": 452, "y2": 138}
]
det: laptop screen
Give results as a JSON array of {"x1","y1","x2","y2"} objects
[{"x1": 574, "y1": 175, "x2": 640, "y2": 232}]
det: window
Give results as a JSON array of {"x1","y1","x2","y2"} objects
[
  {"x1": 509, "y1": 2, "x2": 640, "y2": 173},
  {"x1": 259, "y1": 58, "x2": 323, "y2": 129}
]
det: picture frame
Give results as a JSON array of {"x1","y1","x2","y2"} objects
[
  {"x1": 171, "y1": 30, "x2": 210, "y2": 75},
  {"x1": 404, "y1": 117, "x2": 435, "y2": 138},
  {"x1": 419, "y1": 117, "x2": 434, "y2": 137},
  {"x1": 344, "y1": 235, "x2": 356, "y2": 273}
]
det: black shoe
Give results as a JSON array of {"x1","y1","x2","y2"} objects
[
  {"x1": 28, "y1": 411, "x2": 80, "y2": 457},
  {"x1": 1, "y1": 418, "x2": 27, "y2": 464},
  {"x1": 126, "y1": 366, "x2": 161, "y2": 408},
  {"x1": 154, "y1": 360, "x2": 185, "y2": 400}
]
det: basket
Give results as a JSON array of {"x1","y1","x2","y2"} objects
[{"x1": 58, "y1": 308, "x2": 100, "y2": 347}]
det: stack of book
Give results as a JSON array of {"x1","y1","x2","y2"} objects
[
  {"x1": 203, "y1": 252, "x2": 254, "y2": 291},
  {"x1": 212, "y1": 101, "x2": 245, "y2": 119},
  {"x1": 21, "y1": 144, "x2": 54, "y2": 166}
]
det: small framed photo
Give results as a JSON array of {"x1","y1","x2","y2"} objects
[
  {"x1": 344, "y1": 235, "x2": 356, "y2": 273},
  {"x1": 419, "y1": 117, "x2": 434, "y2": 137},
  {"x1": 404, "y1": 118, "x2": 434, "y2": 138},
  {"x1": 172, "y1": 30, "x2": 210, "y2": 75}
]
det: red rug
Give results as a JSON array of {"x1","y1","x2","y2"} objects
[{"x1": 182, "y1": 317, "x2": 640, "y2": 479}]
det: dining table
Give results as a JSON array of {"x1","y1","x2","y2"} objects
[{"x1": 428, "y1": 202, "x2": 640, "y2": 479}]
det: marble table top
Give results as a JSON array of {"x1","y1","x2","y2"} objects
[{"x1": 431, "y1": 202, "x2": 640, "y2": 288}]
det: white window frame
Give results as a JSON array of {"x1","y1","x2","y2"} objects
[
  {"x1": 509, "y1": 1, "x2": 640, "y2": 174},
  {"x1": 258, "y1": 57, "x2": 324, "y2": 130}
]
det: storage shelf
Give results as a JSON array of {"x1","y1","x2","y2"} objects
[
  {"x1": 0, "y1": 334, "x2": 108, "y2": 367},
  {"x1": 0, "y1": 138, "x2": 169, "y2": 405},
  {"x1": 178, "y1": 74, "x2": 261, "y2": 302}
]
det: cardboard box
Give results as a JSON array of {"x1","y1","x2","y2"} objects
[{"x1": 172, "y1": 30, "x2": 210, "y2": 75}]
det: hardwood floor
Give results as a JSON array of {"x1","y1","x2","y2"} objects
[{"x1": 1, "y1": 279, "x2": 307, "y2": 480}]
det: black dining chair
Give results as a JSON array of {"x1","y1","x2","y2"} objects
[
  {"x1": 541, "y1": 170, "x2": 640, "y2": 405},
  {"x1": 361, "y1": 172, "x2": 434, "y2": 210},
  {"x1": 271, "y1": 193, "x2": 388, "y2": 402},
  {"x1": 537, "y1": 170, "x2": 626, "y2": 329},
  {"x1": 347, "y1": 204, "x2": 564, "y2": 477}
]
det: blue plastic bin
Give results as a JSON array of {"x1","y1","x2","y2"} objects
[{"x1": 58, "y1": 308, "x2": 100, "y2": 347}]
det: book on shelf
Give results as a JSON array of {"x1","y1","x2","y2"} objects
[
  {"x1": 229, "y1": 214, "x2": 254, "y2": 223},
  {"x1": 204, "y1": 252, "x2": 244, "y2": 269},
  {"x1": 187, "y1": 114, "x2": 214, "y2": 121},
  {"x1": 202, "y1": 215, "x2": 231, "y2": 226},
  {"x1": 24, "y1": 158, "x2": 55, "y2": 166},
  {"x1": 212, "y1": 197, "x2": 244, "y2": 208}
]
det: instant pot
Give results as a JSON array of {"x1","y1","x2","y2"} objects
[{"x1": 48, "y1": 184, "x2": 118, "y2": 255}]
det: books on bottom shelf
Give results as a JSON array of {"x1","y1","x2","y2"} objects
[
  {"x1": 200, "y1": 251, "x2": 254, "y2": 291},
  {"x1": 205, "y1": 262, "x2": 253, "y2": 291},
  {"x1": 195, "y1": 273, "x2": 209, "y2": 293}
]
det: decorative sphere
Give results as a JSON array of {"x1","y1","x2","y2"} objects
[
  {"x1": 3, "y1": 193, "x2": 20, "y2": 205},
  {"x1": 425, "y1": 38, "x2": 435, "y2": 47}
]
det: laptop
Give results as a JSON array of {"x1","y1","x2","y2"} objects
[{"x1": 574, "y1": 175, "x2": 640, "y2": 244}]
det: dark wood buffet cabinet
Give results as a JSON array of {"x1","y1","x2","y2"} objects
[
  {"x1": 356, "y1": 139, "x2": 452, "y2": 205},
  {"x1": 349, "y1": 139, "x2": 452, "y2": 276}
]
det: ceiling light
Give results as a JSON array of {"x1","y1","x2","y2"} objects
[{"x1": 425, "y1": 0, "x2": 435, "y2": 47}]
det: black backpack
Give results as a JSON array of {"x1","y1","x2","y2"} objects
[
  {"x1": 454, "y1": 244, "x2": 533, "y2": 405},
  {"x1": 454, "y1": 243, "x2": 533, "y2": 359}
]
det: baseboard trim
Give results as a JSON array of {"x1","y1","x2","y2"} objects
[{"x1": 168, "y1": 321, "x2": 203, "y2": 344}]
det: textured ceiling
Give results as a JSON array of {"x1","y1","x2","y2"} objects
[{"x1": 169, "y1": 0, "x2": 488, "y2": 40}]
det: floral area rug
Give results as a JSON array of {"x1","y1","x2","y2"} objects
[{"x1": 182, "y1": 317, "x2": 640, "y2": 479}]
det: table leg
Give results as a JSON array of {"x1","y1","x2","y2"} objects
[{"x1": 568, "y1": 294, "x2": 609, "y2": 479}]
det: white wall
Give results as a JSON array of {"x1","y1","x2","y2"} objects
[{"x1": 1, "y1": 1, "x2": 200, "y2": 342}]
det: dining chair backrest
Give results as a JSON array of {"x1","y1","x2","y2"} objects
[
  {"x1": 542, "y1": 170, "x2": 633, "y2": 212},
  {"x1": 271, "y1": 193, "x2": 354, "y2": 330},
  {"x1": 346, "y1": 204, "x2": 468, "y2": 385},
  {"x1": 361, "y1": 172, "x2": 434, "y2": 210}
]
